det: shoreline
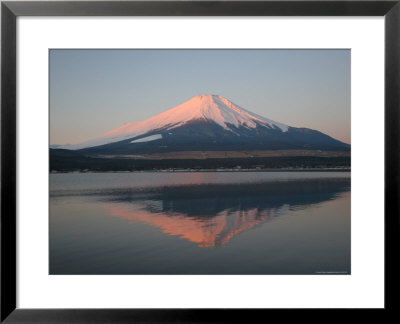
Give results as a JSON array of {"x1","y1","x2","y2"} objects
[{"x1": 50, "y1": 168, "x2": 351, "y2": 174}]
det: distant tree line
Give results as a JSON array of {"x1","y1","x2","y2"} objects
[{"x1": 50, "y1": 149, "x2": 350, "y2": 172}]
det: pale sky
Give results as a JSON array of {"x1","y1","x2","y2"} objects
[{"x1": 50, "y1": 49, "x2": 350, "y2": 145}]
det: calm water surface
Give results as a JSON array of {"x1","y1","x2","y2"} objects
[{"x1": 50, "y1": 172, "x2": 350, "y2": 274}]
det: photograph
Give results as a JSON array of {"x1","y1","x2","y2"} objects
[{"x1": 49, "y1": 49, "x2": 351, "y2": 275}]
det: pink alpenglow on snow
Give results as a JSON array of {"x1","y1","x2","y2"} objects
[{"x1": 65, "y1": 95, "x2": 288, "y2": 150}]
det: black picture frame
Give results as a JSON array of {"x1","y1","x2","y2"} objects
[{"x1": 1, "y1": 0, "x2": 399, "y2": 322}]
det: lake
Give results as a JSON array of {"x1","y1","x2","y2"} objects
[{"x1": 49, "y1": 171, "x2": 350, "y2": 274}]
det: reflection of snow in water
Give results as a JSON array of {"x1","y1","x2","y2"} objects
[
  {"x1": 109, "y1": 201, "x2": 283, "y2": 248},
  {"x1": 275, "y1": 204, "x2": 290, "y2": 215}
]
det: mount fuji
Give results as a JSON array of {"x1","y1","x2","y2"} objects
[{"x1": 57, "y1": 94, "x2": 350, "y2": 155}]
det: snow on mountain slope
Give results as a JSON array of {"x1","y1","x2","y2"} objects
[
  {"x1": 130, "y1": 134, "x2": 163, "y2": 143},
  {"x1": 62, "y1": 95, "x2": 289, "y2": 150}
]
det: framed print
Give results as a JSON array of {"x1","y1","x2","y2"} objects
[{"x1": 1, "y1": 0, "x2": 399, "y2": 322}]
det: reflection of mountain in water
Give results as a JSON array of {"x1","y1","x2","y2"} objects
[{"x1": 105, "y1": 178, "x2": 350, "y2": 248}]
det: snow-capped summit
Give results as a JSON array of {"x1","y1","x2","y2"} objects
[
  {"x1": 58, "y1": 94, "x2": 350, "y2": 153},
  {"x1": 110, "y1": 94, "x2": 288, "y2": 134}
]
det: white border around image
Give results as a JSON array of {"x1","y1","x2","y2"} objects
[{"x1": 17, "y1": 17, "x2": 384, "y2": 308}]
